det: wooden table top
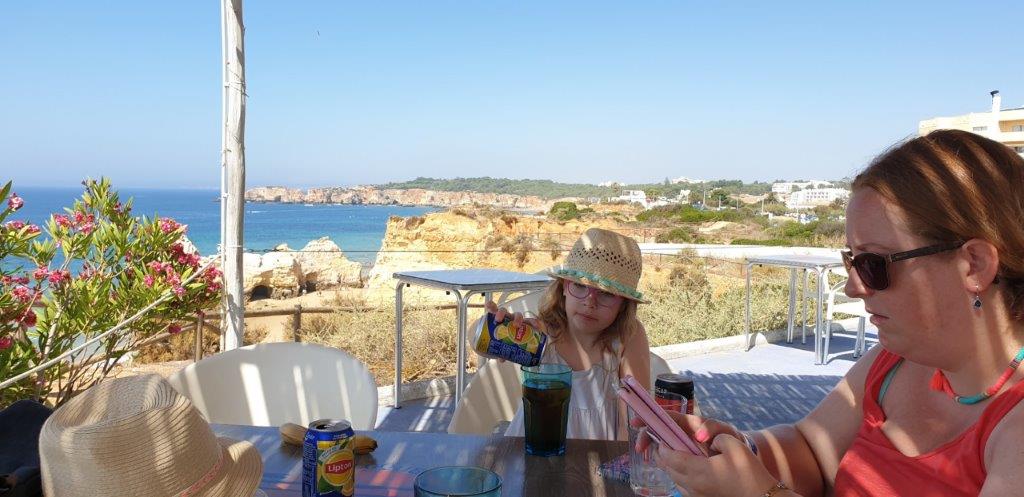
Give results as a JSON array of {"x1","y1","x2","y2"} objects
[{"x1": 212, "y1": 424, "x2": 636, "y2": 497}]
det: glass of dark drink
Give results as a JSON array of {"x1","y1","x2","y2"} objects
[{"x1": 520, "y1": 363, "x2": 572, "y2": 456}]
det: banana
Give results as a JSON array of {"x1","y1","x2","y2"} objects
[
  {"x1": 352, "y1": 434, "x2": 378, "y2": 455},
  {"x1": 279, "y1": 422, "x2": 378, "y2": 455}
]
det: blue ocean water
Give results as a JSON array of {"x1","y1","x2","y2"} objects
[{"x1": 7, "y1": 186, "x2": 437, "y2": 265}]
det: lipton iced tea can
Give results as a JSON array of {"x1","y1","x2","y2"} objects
[
  {"x1": 302, "y1": 419, "x2": 355, "y2": 497},
  {"x1": 472, "y1": 312, "x2": 547, "y2": 366}
]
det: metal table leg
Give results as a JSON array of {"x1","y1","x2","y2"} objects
[
  {"x1": 744, "y1": 262, "x2": 753, "y2": 350},
  {"x1": 394, "y1": 282, "x2": 405, "y2": 408},
  {"x1": 787, "y1": 269, "x2": 797, "y2": 343},
  {"x1": 814, "y1": 268, "x2": 826, "y2": 365},
  {"x1": 454, "y1": 290, "x2": 469, "y2": 407}
]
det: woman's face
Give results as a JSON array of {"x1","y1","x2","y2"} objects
[
  {"x1": 844, "y1": 188, "x2": 970, "y2": 360},
  {"x1": 562, "y1": 279, "x2": 624, "y2": 337}
]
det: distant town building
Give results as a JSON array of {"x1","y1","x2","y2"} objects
[
  {"x1": 786, "y1": 188, "x2": 850, "y2": 209},
  {"x1": 598, "y1": 181, "x2": 622, "y2": 187},
  {"x1": 617, "y1": 190, "x2": 648, "y2": 206},
  {"x1": 919, "y1": 91, "x2": 1024, "y2": 156},
  {"x1": 771, "y1": 180, "x2": 833, "y2": 195},
  {"x1": 669, "y1": 176, "x2": 707, "y2": 184}
]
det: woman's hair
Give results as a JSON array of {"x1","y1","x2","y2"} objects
[
  {"x1": 853, "y1": 129, "x2": 1024, "y2": 319},
  {"x1": 536, "y1": 278, "x2": 641, "y2": 353}
]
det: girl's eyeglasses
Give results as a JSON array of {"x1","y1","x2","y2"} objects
[
  {"x1": 841, "y1": 240, "x2": 964, "y2": 291},
  {"x1": 565, "y1": 281, "x2": 622, "y2": 308}
]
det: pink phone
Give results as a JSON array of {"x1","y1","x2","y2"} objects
[{"x1": 617, "y1": 375, "x2": 705, "y2": 456}]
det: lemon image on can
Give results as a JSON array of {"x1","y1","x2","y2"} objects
[{"x1": 472, "y1": 312, "x2": 547, "y2": 366}]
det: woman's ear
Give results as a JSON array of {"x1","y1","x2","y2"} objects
[{"x1": 961, "y1": 238, "x2": 1000, "y2": 292}]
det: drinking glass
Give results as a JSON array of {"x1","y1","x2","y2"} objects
[
  {"x1": 520, "y1": 363, "x2": 572, "y2": 456},
  {"x1": 413, "y1": 466, "x2": 502, "y2": 497},
  {"x1": 628, "y1": 391, "x2": 686, "y2": 496}
]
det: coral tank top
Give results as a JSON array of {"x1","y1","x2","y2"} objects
[{"x1": 833, "y1": 349, "x2": 1024, "y2": 496}]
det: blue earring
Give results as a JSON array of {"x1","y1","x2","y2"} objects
[{"x1": 973, "y1": 286, "x2": 982, "y2": 309}]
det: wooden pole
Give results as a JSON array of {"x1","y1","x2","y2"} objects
[
  {"x1": 194, "y1": 313, "x2": 205, "y2": 362},
  {"x1": 221, "y1": 0, "x2": 247, "y2": 350},
  {"x1": 293, "y1": 304, "x2": 302, "y2": 342}
]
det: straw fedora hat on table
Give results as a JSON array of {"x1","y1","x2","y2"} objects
[
  {"x1": 38, "y1": 374, "x2": 263, "y2": 497},
  {"x1": 548, "y1": 227, "x2": 649, "y2": 304}
]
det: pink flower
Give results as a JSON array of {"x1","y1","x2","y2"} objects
[
  {"x1": 0, "y1": 335, "x2": 12, "y2": 350},
  {"x1": 147, "y1": 261, "x2": 166, "y2": 272},
  {"x1": 25, "y1": 224, "x2": 40, "y2": 235},
  {"x1": 54, "y1": 214, "x2": 73, "y2": 229},
  {"x1": 5, "y1": 220, "x2": 25, "y2": 230},
  {"x1": 172, "y1": 285, "x2": 185, "y2": 297},
  {"x1": 20, "y1": 310, "x2": 37, "y2": 327},
  {"x1": 33, "y1": 266, "x2": 49, "y2": 281},
  {"x1": 168, "y1": 324, "x2": 182, "y2": 335},
  {"x1": 7, "y1": 194, "x2": 23, "y2": 211},
  {"x1": 12, "y1": 285, "x2": 32, "y2": 303},
  {"x1": 159, "y1": 218, "x2": 181, "y2": 234},
  {"x1": 73, "y1": 211, "x2": 85, "y2": 225},
  {"x1": 78, "y1": 222, "x2": 95, "y2": 235},
  {"x1": 144, "y1": 274, "x2": 155, "y2": 287},
  {"x1": 48, "y1": 270, "x2": 70, "y2": 285}
]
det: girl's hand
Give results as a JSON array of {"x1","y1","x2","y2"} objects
[
  {"x1": 654, "y1": 432, "x2": 780, "y2": 497},
  {"x1": 481, "y1": 301, "x2": 542, "y2": 363}
]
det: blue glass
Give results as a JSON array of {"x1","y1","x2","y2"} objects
[
  {"x1": 413, "y1": 466, "x2": 502, "y2": 497},
  {"x1": 521, "y1": 363, "x2": 572, "y2": 457}
]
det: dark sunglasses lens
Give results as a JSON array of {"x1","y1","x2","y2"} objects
[{"x1": 855, "y1": 254, "x2": 889, "y2": 290}]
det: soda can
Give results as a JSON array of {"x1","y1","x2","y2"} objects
[
  {"x1": 302, "y1": 419, "x2": 356, "y2": 497},
  {"x1": 472, "y1": 312, "x2": 547, "y2": 366}
]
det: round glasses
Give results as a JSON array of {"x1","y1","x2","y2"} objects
[
  {"x1": 841, "y1": 240, "x2": 964, "y2": 291},
  {"x1": 565, "y1": 281, "x2": 623, "y2": 308}
]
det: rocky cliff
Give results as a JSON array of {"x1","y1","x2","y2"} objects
[
  {"x1": 362, "y1": 209, "x2": 628, "y2": 302},
  {"x1": 246, "y1": 186, "x2": 553, "y2": 210}
]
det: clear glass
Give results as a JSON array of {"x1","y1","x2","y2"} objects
[
  {"x1": 628, "y1": 391, "x2": 686, "y2": 497},
  {"x1": 413, "y1": 466, "x2": 502, "y2": 497},
  {"x1": 520, "y1": 363, "x2": 573, "y2": 456}
]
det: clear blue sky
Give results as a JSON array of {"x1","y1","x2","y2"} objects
[{"x1": 2, "y1": 1, "x2": 1020, "y2": 189}]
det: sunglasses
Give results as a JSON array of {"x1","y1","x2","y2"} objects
[
  {"x1": 565, "y1": 281, "x2": 623, "y2": 308},
  {"x1": 841, "y1": 241, "x2": 965, "y2": 291}
]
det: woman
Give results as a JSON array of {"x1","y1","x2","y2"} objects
[{"x1": 647, "y1": 130, "x2": 1024, "y2": 496}]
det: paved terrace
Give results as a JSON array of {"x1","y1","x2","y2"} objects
[{"x1": 374, "y1": 319, "x2": 878, "y2": 433}]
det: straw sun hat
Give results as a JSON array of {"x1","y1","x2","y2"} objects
[
  {"x1": 549, "y1": 227, "x2": 649, "y2": 304},
  {"x1": 38, "y1": 374, "x2": 263, "y2": 497}
]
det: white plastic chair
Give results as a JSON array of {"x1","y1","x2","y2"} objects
[
  {"x1": 447, "y1": 291, "x2": 674, "y2": 434},
  {"x1": 168, "y1": 342, "x2": 378, "y2": 429},
  {"x1": 823, "y1": 284, "x2": 870, "y2": 359}
]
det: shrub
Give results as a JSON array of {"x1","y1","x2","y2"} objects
[{"x1": 1, "y1": 179, "x2": 221, "y2": 407}]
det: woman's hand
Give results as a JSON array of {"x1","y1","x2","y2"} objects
[{"x1": 632, "y1": 411, "x2": 781, "y2": 497}]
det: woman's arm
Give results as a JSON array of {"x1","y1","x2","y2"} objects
[{"x1": 980, "y1": 401, "x2": 1024, "y2": 496}]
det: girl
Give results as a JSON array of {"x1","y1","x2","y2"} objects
[{"x1": 488, "y1": 227, "x2": 652, "y2": 441}]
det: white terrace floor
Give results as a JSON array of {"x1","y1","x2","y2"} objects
[{"x1": 373, "y1": 319, "x2": 878, "y2": 433}]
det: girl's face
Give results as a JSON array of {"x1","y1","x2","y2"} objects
[{"x1": 562, "y1": 279, "x2": 624, "y2": 336}]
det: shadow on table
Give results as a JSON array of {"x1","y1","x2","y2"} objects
[{"x1": 376, "y1": 395, "x2": 457, "y2": 432}]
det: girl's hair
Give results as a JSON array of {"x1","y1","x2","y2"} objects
[
  {"x1": 536, "y1": 278, "x2": 641, "y2": 353},
  {"x1": 853, "y1": 129, "x2": 1024, "y2": 320}
]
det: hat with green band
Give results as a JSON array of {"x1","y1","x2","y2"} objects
[{"x1": 548, "y1": 228, "x2": 648, "y2": 304}]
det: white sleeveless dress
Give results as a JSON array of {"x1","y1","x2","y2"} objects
[{"x1": 505, "y1": 340, "x2": 622, "y2": 441}]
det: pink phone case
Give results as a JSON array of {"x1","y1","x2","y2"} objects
[{"x1": 617, "y1": 375, "x2": 705, "y2": 456}]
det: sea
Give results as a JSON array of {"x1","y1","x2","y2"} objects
[{"x1": 7, "y1": 186, "x2": 438, "y2": 266}]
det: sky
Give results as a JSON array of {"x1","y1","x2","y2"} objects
[{"x1": 1, "y1": 1, "x2": 1021, "y2": 189}]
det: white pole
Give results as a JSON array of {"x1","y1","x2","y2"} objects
[
  {"x1": 218, "y1": 0, "x2": 228, "y2": 352},
  {"x1": 221, "y1": 0, "x2": 246, "y2": 350}
]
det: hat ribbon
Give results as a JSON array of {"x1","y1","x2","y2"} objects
[
  {"x1": 178, "y1": 450, "x2": 226, "y2": 497},
  {"x1": 553, "y1": 268, "x2": 644, "y2": 300}
]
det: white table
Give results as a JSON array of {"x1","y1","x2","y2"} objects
[
  {"x1": 392, "y1": 269, "x2": 552, "y2": 407},
  {"x1": 744, "y1": 254, "x2": 843, "y2": 364}
]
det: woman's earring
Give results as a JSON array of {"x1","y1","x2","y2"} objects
[{"x1": 973, "y1": 285, "x2": 982, "y2": 310}]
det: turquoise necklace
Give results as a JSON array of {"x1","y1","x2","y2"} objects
[{"x1": 930, "y1": 345, "x2": 1024, "y2": 405}]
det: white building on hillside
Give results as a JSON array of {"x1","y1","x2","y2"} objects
[
  {"x1": 786, "y1": 188, "x2": 850, "y2": 209},
  {"x1": 670, "y1": 176, "x2": 707, "y2": 184},
  {"x1": 919, "y1": 91, "x2": 1024, "y2": 156},
  {"x1": 598, "y1": 181, "x2": 622, "y2": 187},
  {"x1": 772, "y1": 180, "x2": 833, "y2": 196},
  {"x1": 617, "y1": 190, "x2": 648, "y2": 206}
]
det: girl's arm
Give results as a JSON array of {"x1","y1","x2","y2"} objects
[{"x1": 617, "y1": 321, "x2": 651, "y2": 440}]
